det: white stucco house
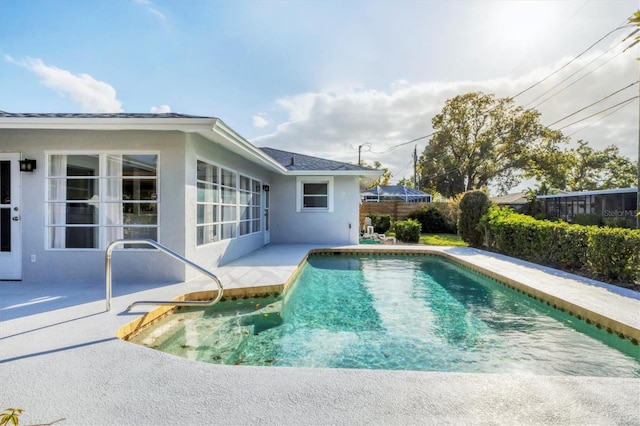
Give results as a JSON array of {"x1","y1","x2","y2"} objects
[{"x1": 0, "y1": 112, "x2": 381, "y2": 284}]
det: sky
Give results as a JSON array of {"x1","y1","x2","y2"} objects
[{"x1": 0, "y1": 0, "x2": 638, "y2": 192}]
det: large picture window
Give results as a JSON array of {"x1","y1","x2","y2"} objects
[
  {"x1": 46, "y1": 153, "x2": 158, "y2": 249},
  {"x1": 196, "y1": 159, "x2": 261, "y2": 246}
]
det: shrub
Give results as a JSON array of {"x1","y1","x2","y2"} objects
[
  {"x1": 406, "y1": 205, "x2": 453, "y2": 233},
  {"x1": 482, "y1": 206, "x2": 640, "y2": 286},
  {"x1": 366, "y1": 214, "x2": 392, "y2": 234},
  {"x1": 586, "y1": 227, "x2": 640, "y2": 283},
  {"x1": 571, "y1": 213, "x2": 601, "y2": 226},
  {"x1": 393, "y1": 219, "x2": 421, "y2": 243},
  {"x1": 457, "y1": 190, "x2": 492, "y2": 247},
  {"x1": 602, "y1": 216, "x2": 635, "y2": 229},
  {"x1": 445, "y1": 193, "x2": 464, "y2": 227}
]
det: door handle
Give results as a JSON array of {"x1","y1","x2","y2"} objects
[{"x1": 12, "y1": 216, "x2": 20, "y2": 221}]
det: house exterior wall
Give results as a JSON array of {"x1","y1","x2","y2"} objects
[
  {"x1": 0, "y1": 129, "x2": 187, "y2": 284},
  {"x1": 183, "y1": 134, "x2": 274, "y2": 280},
  {"x1": 269, "y1": 174, "x2": 360, "y2": 245},
  {"x1": 1, "y1": 124, "x2": 368, "y2": 285}
]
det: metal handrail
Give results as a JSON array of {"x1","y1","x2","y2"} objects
[{"x1": 105, "y1": 238, "x2": 223, "y2": 312}]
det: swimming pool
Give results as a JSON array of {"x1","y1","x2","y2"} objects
[{"x1": 129, "y1": 253, "x2": 640, "y2": 376}]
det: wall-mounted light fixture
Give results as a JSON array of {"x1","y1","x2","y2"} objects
[
  {"x1": 19, "y1": 159, "x2": 37, "y2": 172},
  {"x1": 262, "y1": 184, "x2": 270, "y2": 192}
]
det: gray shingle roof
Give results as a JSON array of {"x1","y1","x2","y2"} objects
[
  {"x1": 0, "y1": 111, "x2": 216, "y2": 119},
  {"x1": 260, "y1": 147, "x2": 375, "y2": 172}
]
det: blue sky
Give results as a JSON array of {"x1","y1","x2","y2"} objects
[{"x1": 1, "y1": 0, "x2": 638, "y2": 188}]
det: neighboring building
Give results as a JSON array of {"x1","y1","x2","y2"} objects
[
  {"x1": 537, "y1": 187, "x2": 638, "y2": 227},
  {"x1": 491, "y1": 192, "x2": 529, "y2": 212},
  {"x1": 361, "y1": 185, "x2": 432, "y2": 203},
  {"x1": 0, "y1": 112, "x2": 381, "y2": 283}
]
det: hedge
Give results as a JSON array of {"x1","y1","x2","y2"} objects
[
  {"x1": 481, "y1": 206, "x2": 640, "y2": 285},
  {"x1": 405, "y1": 205, "x2": 455, "y2": 233},
  {"x1": 393, "y1": 219, "x2": 421, "y2": 243}
]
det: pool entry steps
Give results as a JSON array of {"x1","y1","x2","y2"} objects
[{"x1": 105, "y1": 238, "x2": 224, "y2": 312}]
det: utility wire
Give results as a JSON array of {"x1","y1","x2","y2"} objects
[
  {"x1": 527, "y1": 39, "x2": 626, "y2": 109},
  {"x1": 554, "y1": 96, "x2": 639, "y2": 131},
  {"x1": 510, "y1": 19, "x2": 633, "y2": 101},
  {"x1": 366, "y1": 133, "x2": 436, "y2": 155},
  {"x1": 365, "y1": 20, "x2": 635, "y2": 159},
  {"x1": 565, "y1": 99, "x2": 636, "y2": 138},
  {"x1": 361, "y1": 16, "x2": 637, "y2": 179},
  {"x1": 547, "y1": 81, "x2": 638, "y2": 127}
]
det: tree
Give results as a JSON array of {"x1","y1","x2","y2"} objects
[
  {"x1": 418, "y1": 92, "x2": 564, "y2": 198},
  {"x1": 396, "y1": 177, "x2": 414, "y2": 188},
  {"x1": 630, "y1": 10, "x2": 640, "y2": 60},
  {"x1": 457, "y1": 190, "x2": 492, "y2": 248},
  {"x1": 526, "y1": 141, "x2": 637, "y2": 191},
  {"x1": 361, "y1": 160, "x2": 391, "y2": 188}
]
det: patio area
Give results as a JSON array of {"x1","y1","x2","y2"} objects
[{"x1": 1, "y1": 244, "x2": 639, "y2": 425}]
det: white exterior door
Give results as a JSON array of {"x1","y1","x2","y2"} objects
[
  {"x1": 0, "y1": 154, "x2": 22, "y2": 280},
  {"x1": 263, "y1": 185, "x2": 270, "y2": 245}
]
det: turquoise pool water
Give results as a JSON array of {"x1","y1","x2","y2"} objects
[{"x1": 130, "y1": 254, "x2": 640, "y2": 376}]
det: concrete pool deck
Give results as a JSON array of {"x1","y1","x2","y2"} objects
[{"x1": 1, "y1": 244, "x2": 639, "y2": 425}]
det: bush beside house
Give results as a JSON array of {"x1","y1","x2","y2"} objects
[{"x1": 393, "y1": 219, "x2": 421, "y2": 243}]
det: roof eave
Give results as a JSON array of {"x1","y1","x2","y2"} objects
[
  {"x1": 286, "y1": 169, "x2": 381, "y2": 190},
  {"x1": 0, "y1": 115, "x2": 218, "y2": 132},
  {"x1": 0, "y1": 115, "x2": 289, "y2": 174},
  {"x1": 209, "y1": 121, "x2": 288, "y2": 174}
]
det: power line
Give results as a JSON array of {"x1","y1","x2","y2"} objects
[
  {"x1": 361, "y1": 15, "x2": 638, "y2": 182},
  {"x1": 547, "y1": 81, "x2": 638, "y2": 127},
  {"x1": 554, "y1": 96, "x2": 639, "y2": 131},
  {"x1": 527, "y1": 40, "x2": 626, "y2": 109},
  {"x1": 565, "y1": 99, "x2": 636, "y2": 138},
  {"x1": 511, "y1": 19, "x2": 633, "y2": 101},
  {"x1": 364, "y1": 19, "x2": 636, "y2": 159}
]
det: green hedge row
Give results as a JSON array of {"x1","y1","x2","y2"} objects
[{"x1": 481, "y1": 206, "x2": 640, "y2": 285}]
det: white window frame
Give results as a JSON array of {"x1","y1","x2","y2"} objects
[
  {"x1": 238, "y1": 174, "x2": 262, "y2": 237},
  {"x1": 296, "y1": 176, "x2": 334, "y2": 212},
  {"x1": 45, "y1": 151, "x2": 160, "y2": 250},
  {"x1": 196, "y1": 158, "x2": 262, "y2": 247}
]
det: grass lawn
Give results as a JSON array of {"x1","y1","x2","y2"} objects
[
  {"x1": 383, "y1": 232, "x2": 467, "y2": 246},
  {"x1": 418, "y1": 233, "x2": 467, "y2": 246}
]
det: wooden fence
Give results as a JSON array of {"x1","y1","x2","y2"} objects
[{"x1": 359, "y1": 202, "x2": 449, "y2": 229}]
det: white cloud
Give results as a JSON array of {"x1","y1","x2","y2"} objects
[
  {"x1": 8, "y1": 56, "x2": 123, "y2": 113},
  {"x1": 134, "y1": 0, "x2": 167, "y2": 22},
  {"x1": 253, "y1": 44, "x2": 639, "y2": 183},
  {"x1": 252, "y1": 114, "x2": 269, "y2": 128},
  {"x1": 150, "y1": 104, "x2": 171, "y2": 113}
]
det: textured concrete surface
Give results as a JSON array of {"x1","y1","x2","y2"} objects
[{"x1": 1, "y1": 244, "x2": 639, "y2": 425}]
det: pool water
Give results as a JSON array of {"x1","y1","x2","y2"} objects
[{"x1": 130, "y1": 254, "x2": 640, "y2": 376}]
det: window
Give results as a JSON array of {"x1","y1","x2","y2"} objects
[
  {"x1": 196, "y1": 159, "x2": 261, "y2": 246},
  {"x1": 239, "y1": 175, "x2": 261, "y2": 236},
  {"x1": 196, "y1": 161, "x2": 219, "y2": 245},
  {"x1": 46, "y1": 153, "x2": 158, "y2": 249},
  {"x1": 296, "y1": 176, "x2": 333, "y2": 212}
]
